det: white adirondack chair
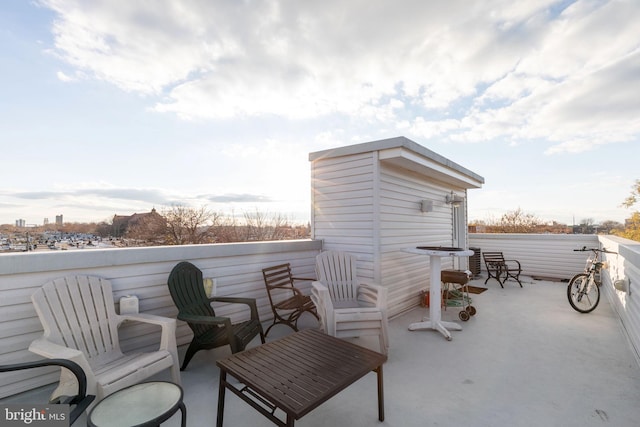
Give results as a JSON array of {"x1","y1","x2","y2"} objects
[
  {"x1": 312, "y1": 251, "x2": 389, "y2": 354},
  {"x1": 29, "y1": 275, "x2": 181, "y2": 404}
]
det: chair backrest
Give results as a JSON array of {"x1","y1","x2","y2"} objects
[
  {"x1": 31, "y1": 276, "x2": 122, "y2": 361},
  {"x1": 167, "y1": 261, "x2": 217, "y2": 336},
  {"x1": 315, "y1": 251, "x2": 359, "y2": 304},
  {"x1": 483, "y1": 252, "x2": 506, "y2": 265},
  {"x1": 262, "y1": 263, "x2": 294, "y2": 303}
]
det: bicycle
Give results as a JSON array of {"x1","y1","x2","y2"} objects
[{"x1": 567, "y1": 246, "x2": 616, "y2": 313}]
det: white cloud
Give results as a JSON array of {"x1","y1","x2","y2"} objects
[
  {"x1": 40, "y1": 0, "x2": 640, "y2": 155},
  {"x1": 56, "y1": 70, "x2": 74, "y2": 81}
]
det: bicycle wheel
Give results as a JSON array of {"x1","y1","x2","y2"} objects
[{"x1": 567, "y1": 273, "x2": 600, "y2": 313}]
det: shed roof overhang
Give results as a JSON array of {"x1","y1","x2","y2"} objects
[{"x1": 309, "y1": 136, "x2": 484, "y2": 189}]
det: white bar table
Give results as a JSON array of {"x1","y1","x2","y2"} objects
[{"x1": 402, "y1": 246, "x2": 473, "y2": 341}]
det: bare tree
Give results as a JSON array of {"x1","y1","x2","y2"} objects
[
  {"x1": 162, "y1": 205, "x2": 220, "y2": 245},
  {"x1": 243, "y1": 209, "x2": 293, "y2": 241},
  {"x1": 498, "y1": 208, "x2": 542, "y2": 233},
  {"x1": 126, "y1": 214, "x2": 167, "y2": 243}
]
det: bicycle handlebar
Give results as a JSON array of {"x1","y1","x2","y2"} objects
[{"x1": 573, "y1": 246, "x2": 617, "y2": 254}]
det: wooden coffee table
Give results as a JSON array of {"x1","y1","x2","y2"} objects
[{"x1": 216, "y1": 329, "x2": 387, "y2": 427}]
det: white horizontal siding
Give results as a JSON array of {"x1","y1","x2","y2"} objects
[
  {"x1": 378, "y1": 164, "x2": 460, "y2": 316},
  {"x1": 469, "y1": 233, "x2": 599, "y2": 280},
  {"x1": 0, "y1": 239, "x2": 322, "y2": 398},
  {"x1": 311, "y1": 151, "x2": 376, "y2": 261},
  {"x1": 3, "y1": 233, "x2": 640, "y2": 399},
  {"x1": 599, "y1": 236, "x2": 640, "y2": 366}
]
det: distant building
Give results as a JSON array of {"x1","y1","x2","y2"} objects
[
  {"x1": 44, "y1": 218, "x2": 49, "y2": 225},
  {"x1": 55, "y1": 215, "x2": 63, "y2": 226},
  {"x1": 15, "y1": 219, "x2": 25, "y2": 227},
  {"x1": 112, "y1": 208, "x2": 165, "y2": 237}
]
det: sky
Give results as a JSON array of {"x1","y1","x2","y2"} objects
[{"x1": 1, "y1": 0, "x2": 639, "y2": 227}]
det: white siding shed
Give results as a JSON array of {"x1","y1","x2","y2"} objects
[{"x1": 309, "y1": 136, "x2": 484, "y2": 317}]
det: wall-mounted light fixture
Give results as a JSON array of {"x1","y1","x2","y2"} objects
[
  {"x1": 445, "y1": 191, "x2": 465, "y2": 206},
  {"x1": 420, "y1": 200, "x2": 433, "y2": 213},
  {"x1": 614, "y1": 277, "x2": 631, "y2": 295}
]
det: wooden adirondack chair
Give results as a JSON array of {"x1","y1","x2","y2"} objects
[
  {"x1": 261, "y1": 263, "x2": 319, "y2": 336},
  {"x1": 167, "y1": 261, "x2": 265, "y2": 370},
  {"x1": 29, "y1": 275, "x2": 181, "y2": 404},
  {"x1": 1, "y1": 359, "x2": 95, "y2": 425},
  {"x1": 312, "y1": 251, "x2": 389, "y2": 354}
]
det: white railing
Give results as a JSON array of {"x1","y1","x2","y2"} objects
[
  {"x1": 469, "y1": 233, "x2": 599, "y2": 280},
  {"x1": 0, "y1": 239, "x2": 322, "y2": 398},
  {"x1": 2, "y1": 234, "x2": 639, "y2": 398},
  {"x1": 470, "y1": 233, "x2": 640, "y2": 366}
]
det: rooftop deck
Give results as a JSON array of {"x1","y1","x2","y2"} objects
[{"x1": 5, "y1": 275, "x2": 639, "y2": 426}]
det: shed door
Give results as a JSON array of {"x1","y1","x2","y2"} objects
[{"x1": 452, "y1": 203, "x2": 467, "y2": 270}]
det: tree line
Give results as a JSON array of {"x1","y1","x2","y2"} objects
[
  {"x1": 100, "y1": 205, "x2": 310, "y2": 245},
  {"x1": 470, "y1": 179, "x2": 640, "y2": 241},
  {"x1": 5, "y1": 180, "x2": 640, "y2": 244}
]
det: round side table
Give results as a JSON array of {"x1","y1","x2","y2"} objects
[{"x1": 87, "y1": 381, "x2": 186, "y2": 427}]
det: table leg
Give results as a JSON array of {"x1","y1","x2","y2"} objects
[
  {"x1": 216, "y1": 370, "x2": 227, "y2": 427},
  {"x1": 179, "y1": 402, "x2": 187, "y2": 427},
  {"x1": 376, "y1": 365, "x2": 385, "y2": 421},
  {"x1": 408, "y1": 255, "x2": 462, "y2": 340}
]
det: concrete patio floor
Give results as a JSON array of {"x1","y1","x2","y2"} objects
[{"x1": 5, "y1": 277, "x2": 640, "y2": 426}]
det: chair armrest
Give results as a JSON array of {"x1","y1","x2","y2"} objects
[
  {"x1": 178, "y1": 313, "x2": 232, "y2": 328},
  {"x1": 29, "y1": 338, "x2": 85, "y2": 362},
  {"x1": 119, "y1": 312, "x2": 176, "y2": 328},
  {"x1": 28, "y1": 338, "x2": 97, "y2": 401},
  {"x1": 0, "y1": 359, "x2": 95, "y2": 423},
  {"x1": 311, "y1": 282, "x2": 334, "y2": 334},
  {"x1": 0, "y1": 359, "x2": 90, "y2": 403},
  {"x1": 269, "y1": 284, "x2": 305, "y2": 296},
  {"x1": 119, "y1": 313, "x2": 178, "y2": 356},
  {"x1": 209, "y1": 297, "x2": 260, "y2": 321},
  {"x1": 504, "y1": 259, "x2": 521, "y2": 269},
  {"x1": 311, "y1": 282, "x2": 333, "y2": 307},
  {"x1": 210, "y1": 296, "x2": 257, "y2": 305},
  {"x1": 358, "y1": 283, "x2": 388, "y2": 309},
  {"x1": 291, "y1": 277, "x2": 315, "y2": 294}
]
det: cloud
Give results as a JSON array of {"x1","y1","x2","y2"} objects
[
  {"x1": 56, "y1": 70, "x2": 74, "y2": 81},
  {"x1": 8, "y1": 186, "x2": 274, "y2": 210},
  {"x1": 204, "y1": 194, "x2": 273, "y2": 203},
  {"x1": 40, "y1": 0, "x2": 640, "y2": 154},
  {"x1": 12, "y1": 188, "x2": 172, "y2": 204}
]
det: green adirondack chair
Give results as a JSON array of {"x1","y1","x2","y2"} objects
[{"x1": 167, "y1": 261, "x2": 265, "y2": 370}]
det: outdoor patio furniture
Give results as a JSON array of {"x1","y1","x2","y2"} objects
[
  {"x1": 216, "y1": 328, "x2": 387, "y2": 427},
  {"x1": 167, "y1": 261, "x2": 265, "y2": 370},
  {"x1": 441, "y1": 269, "x2": 476, "y2": 321},
  {"x1": 261, "y1": 263, "x2": 319, "y2": 336},
  {"x1": 87, "y1": 381, "x2": 186, "y2": 427},
  {"x1": 402, "y1": 246, "x2": 474, "y2": 340},
  {"x1": 312, "y1": 250, "x2": 389, "y2": 354},
  {"x1": 29, "y1": 275, "x2": 181, "y2": 404},
  {"x1": 482, "y1": 251, "x2": 523, "y2": 287},
  {"x1": 0, "y1": 359, "x2": 95, "y2": 425}
]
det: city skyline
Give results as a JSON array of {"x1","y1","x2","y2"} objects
[{"x1": 2, "y1": 1, "x2": 639, "y2": 226}]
